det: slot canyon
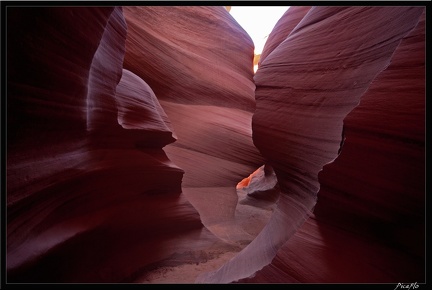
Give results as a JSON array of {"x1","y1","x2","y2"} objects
[{"x1": 5, "y1": 6, "x2": 425, "y2": 284}]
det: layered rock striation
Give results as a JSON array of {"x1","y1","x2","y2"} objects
[
  {"x1": 123, "y1": 6, "x2": 256, "y2": 112},
  {"x1": 6, "y1": 5, "x2": 425, "y2": 284},
  {"x1": 197, "y1": 6, "x2": 424, "y2": 283},
  {"x1": 7, "y1": 7, "x2": 212, "y2": 283},
  {"x1": 236, "y1": 7, "x2": 425, "y2": 283},
  {"x1": 258, "y1": 6, "x2": 312, "y2": 65},
  {"x1": 123, "y1": 6, "x2": 267, "y2": 245}
]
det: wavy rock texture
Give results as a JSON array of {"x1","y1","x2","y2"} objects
[
  {"x1": 123, "y1": 6, "x2": 269, "y2": 250},
  {"x1": 115, "y1": 69, "x2": 176, "y2": 146},
  {"x1": 236, "y1": 7, "x2": 425, "y2": 283},
  {"x1": 7, "y1": 7, "x2": 216, "y2": 283},
  {"x1": 197, "y1": 6, "x2": 425, "y2": 283},
  {"x1": 123, "y1": 6, "x2": 256, "y2": 112},
  {"x1": 258, "y1": 6, "x2": 311, "y2": 65},
  {"x1": 6, "y1": 5, "x2": 425, "y2": 284}
]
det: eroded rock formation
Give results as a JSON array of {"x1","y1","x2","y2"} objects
[
  {"x1": 123, "y1": 6, "x2": 268, "y2": 246},
  {"x1": 258, "y1": 6, "x2": 311, "y2": 65},
  {"x1": 123, "y1": 6, "x2": 256, "y2": 111},
  {"x1": 7, "y1": 7, "x2": 217, "y2": 283},
  {"x1": 196, "y1": 6, "x2": 424, "y2": 283},
  {"x1": 236, "y1": 164, "x2": 280, "y2": 207},
  {"x1": 6, "y1": 5, "x2": 425, "y2": 284},
  {"x1": 237, "y1": 7, "x2": 425, "y2": 283}
]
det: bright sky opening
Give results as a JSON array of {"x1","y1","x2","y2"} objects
[{"x1": 229, "y1": 6, "x2": 290, "y2": 73}]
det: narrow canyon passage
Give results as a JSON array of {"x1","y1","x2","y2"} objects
[
  {"x1": 122, "y1": 6, "x2": 275, "y2": 281},
  {"x1": 5, "y1": 5, "x2": 425, "y2": 284}
]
